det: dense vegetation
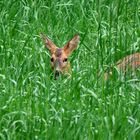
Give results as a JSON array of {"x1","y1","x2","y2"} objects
[{"x1": 0, "y1": 0, "x2": 140, "y2": 139}]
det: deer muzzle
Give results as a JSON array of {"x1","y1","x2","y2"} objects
[{"x1": 54, "y1": 59, "x2": 62, "y2": 79}]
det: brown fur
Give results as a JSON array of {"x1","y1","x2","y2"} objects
[
  {"x1": 104, "y1": 53, "x2": 140, "y2": 80},
  {"x1": 41, "y1": 34, "x2": 80, "y2": 78}
]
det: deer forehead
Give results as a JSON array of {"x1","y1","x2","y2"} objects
[
  {"x1": 51, "y1": 48, "x2": 67, "y2": 59},
  {"x1": 55, "y1": 48, "x2": 62, "y2": 57}
]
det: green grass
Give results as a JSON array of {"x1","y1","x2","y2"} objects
[{"x1": 0, "y1": 0, "x2": 140, "y2": 139}]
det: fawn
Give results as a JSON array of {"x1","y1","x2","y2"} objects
[
  {"x1": 104, "y1": 53, "x2": 140, "y2": 80},
  {"x1": 41, "y1": 34, "x2": 80, "y2": 79}
]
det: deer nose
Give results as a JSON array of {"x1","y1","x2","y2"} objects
[{"x1": 54, "y1": 70, "x2": 61, "y2": 79}]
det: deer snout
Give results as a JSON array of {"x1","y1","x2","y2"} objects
[
  {"x1": 54, "y1": 59, "x2": 62, "y2": 79},
  {"x1": 54, "y1": 70, "x2": 61, "y2": 79}
]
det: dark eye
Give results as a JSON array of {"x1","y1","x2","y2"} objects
[
  {"x1": 51, "y1": 58, "x2": 54, "y2": 62},
  {"x1": 63, "y1": 58, "x2": 68, "y2": 62}
]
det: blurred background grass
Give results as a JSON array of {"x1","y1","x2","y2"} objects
[{"x1": 0, "y1": 0, "x2": 140, "y2": 139}]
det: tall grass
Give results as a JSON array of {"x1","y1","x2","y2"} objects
[{"x1": 0, "y1": 0, "x2": 140, "y2": 139}]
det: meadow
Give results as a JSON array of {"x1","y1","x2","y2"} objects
[{"x1": 0, "y1": 0, "x2": 140, "y2": 139}]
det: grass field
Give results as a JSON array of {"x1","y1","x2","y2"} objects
[{"x1": 0, "y1": 0, "x2": 140, "y2": 139}]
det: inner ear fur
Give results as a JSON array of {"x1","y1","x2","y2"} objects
[
  {"x1": 41, "y1": 34, "x2": 57, "y2": 53},
  {"x1": 63, "y1": 35, "x2": 80, "y2": 56}
]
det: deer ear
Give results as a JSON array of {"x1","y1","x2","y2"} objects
[
  {"x1": 63, "y1": 35, "x2": 80, "y2": 56},
  {"x1": 41, "y1": 34, "x2": 57, "y2": 54}
]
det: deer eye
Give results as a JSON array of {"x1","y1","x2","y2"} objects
[
  {"x1": 63, "y1": 58, "x2": 68, "y2": 62},
  {"x1": 51, "y1": 58, "x2": 54, "y2": 62}
]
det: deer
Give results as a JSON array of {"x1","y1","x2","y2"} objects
[
  {"x1": 104, "y1": 53, "x2": 140, "y2": 80},
  {"x1": 41, "y1": 34, "x2": 80, "y2": 79}
]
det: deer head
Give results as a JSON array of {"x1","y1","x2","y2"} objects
[{"x1": 41, "y1": 34, "x2": 80, "y2": 79}]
